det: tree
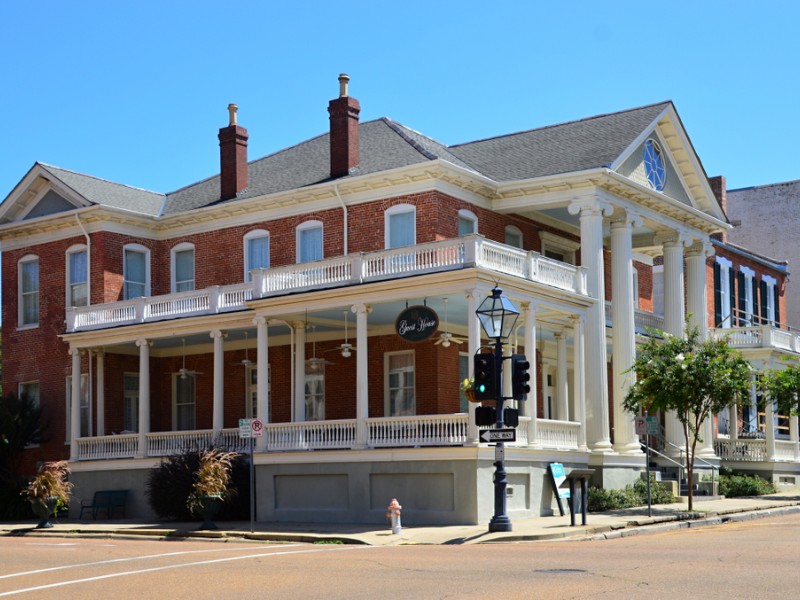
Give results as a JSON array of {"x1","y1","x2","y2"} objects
[
  {"x1": 760, "y1": 363, "x2": 800, "y2": 416},
  {"x1": 623, "y1": 324, "x2": 752, "y2": 510}
]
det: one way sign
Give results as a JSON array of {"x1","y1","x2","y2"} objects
[{"x1": 480, "y1": 428, "x2": 516, "y2": 443}]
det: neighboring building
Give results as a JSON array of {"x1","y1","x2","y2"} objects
[
  {"x1": 726, "y1": 179, "x2": 800, "y2": 328},
  {"x1": 2, "y1": 75, "x2": 798, "y2": 525}
]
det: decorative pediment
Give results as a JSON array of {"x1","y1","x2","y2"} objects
[
  {"x1": 0, "y1": 163, "x2": 89, "y2": 224},
  {"x1": 610, "y1": 104, "x2": 726, "y2": 221}
]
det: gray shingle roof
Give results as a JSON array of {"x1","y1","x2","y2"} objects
[
  {"x1": 40, "y1": 164, "x2": 165, "y2": 217},
  {"x1": 28, "y1": 102, "x2": 674, "y2": 218},
  {"x1": 449, "y1": 102, "x2": 672, "y2": 181}
]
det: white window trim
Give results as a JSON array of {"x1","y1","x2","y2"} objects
[
  {"x1": 244, "y1": 229, "x2": 270, "y2": 281},
  {"x1": 384, "y1": 204, "x2": 416, "y2": 249},
  {"x1": 384, "y1": 350, "x2": 416, "y2": 416},
  {"x1": 539, "y1": 231, "x2": 580, "y2": 265},
  {"x1": 170, "y1": 242, "x2": 196, "y2": 293},
  {"x1": 716, "y1": 256, "x2": 733, "y2": 328},
  {"x1": 123, "y1": 243, "x2": 151, "y2": 298},
  {"x1": 296, "y1": 220, "x2": 323, "y2": 263},
  {"x1": 741, "y1": 266, "x2": 755, "y2": 325},
  {"x1": 65, "y1": 244, "x2": 89, "y2": 308},
  {"x1": 763, "y1": 274, "x2": 777, "y2": 323},
  {"x1": 632, "y1": 266, "x2": 639, "y2": 308},
  {"x1": 457, "y1": 209, "x2": 478, "y2": 236},
  {"x1": 18, "y1": 254, "x2": 39, "y2": 329},
  {"x1": 505, "y1": 225, "x2": 523, "y2": 248}
]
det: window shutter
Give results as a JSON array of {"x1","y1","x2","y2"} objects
[
  {"x1": 752, "y1": 277, "x2": 760, "y2": 325},
  {"x1": 760, "y1": 280, "x2": 769, "y2": 323},
  {"x1": 713, "y1": 262, "x2": 722, "y2": 327},
  {"x1": 737, "y1": 271, "x2": 746, "y2": 326},
  {"x1": 774, "y1": 283, "x2": 781, "y2": 327},
  {"x1": 729, "y1": 269, "x2": 737, "y2": 325}
]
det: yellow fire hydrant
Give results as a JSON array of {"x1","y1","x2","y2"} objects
[{"x1": 386, "y1": 498, "x2": 402, "y2": 534}]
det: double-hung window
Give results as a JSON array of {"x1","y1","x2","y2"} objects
[
  {"x1": 505, "y1": 225, "x2": 523, "y2": 249},
  {"x1": 386, "y1": 351, "x2": 415, "y2": 416},
  {"x1": 385, "y1": 204, "x2": 416, "y2": 271},
  {"x1": 171, "y1": 243, "x2": 195, "y2": 293},
  {"x1": 458, "y1": 209, "x2": 477, "y2": 236},
  {"x1": 66, "y1": 245, "x2": 88, "y2": 307},
  {"x1": 244, "y1": 229, "x2": 270, "y2": 281},
  {"x1": 173, "y1": 374, "x2": 196, "y2": 431},
  {"x1": 123, "y1": 244, "x2": 150, "y2": 299},
  {"x1": 19, "y1": 255, "x2": 39, "y2": 327},
  {"x1": 297, "y1": 221, "x2": 323, "y2": 263},
  {"x1": 761, "y1": 275, "x2": 779, "y2": 325},
  {"x1": 713, "y1": 257, "x2": 734, "y2": 328},
  {"x1": 66, "y1": 374, "x2": 90, "y2": 440},
  {"x1": 304, "y1": 364, "x2": 325, "y2": 421},
  {"x1": 123, "y1": 373, "x2": 139, "y2": 432}
]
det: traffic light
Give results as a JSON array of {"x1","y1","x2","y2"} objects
[
  {"x1": 504, "y1": 408, "x2": 519, "y2": 427},
  {"x1": 473, "y1": 353, "x2": 496, "y2": 401},
  {"x1": 475, "y1": 405, "x2": 496, "y2": 427},
  {"x1": 511, "y1": 354, "x2": 531, "y2": 400}
]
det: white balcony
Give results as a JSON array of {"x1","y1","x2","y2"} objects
[{"x1": 65, "y1": 236, "x2": 588, "y2": 333}]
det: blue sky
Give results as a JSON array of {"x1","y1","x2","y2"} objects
[{"x1": 0, "y1": 0, "x2": 798, "y2": 201}]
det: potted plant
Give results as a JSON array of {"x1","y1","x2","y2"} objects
[
  {"x1": 187, "y1": 448, "x2": 237, "y2": 530},
  {"x1": 461, "y1": 378, "x2": 477, "y2": 403},
  {"x1": 21, "y1": 460, "x2": 73, "y2": 528}
]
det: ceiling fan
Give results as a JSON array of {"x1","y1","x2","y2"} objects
[
  {"x1": 326, "y1": 310, "x2": 357, "y2": 357},
  {"x1": 170, "y1": 338, "x2": 204, "y2": 379},
  {"x1": 306, "y1": 325, "x2": 334, "y2": 372},
  {"x1": 232, "y1": 331, "x2": 253, "y2": 367},
  {"x1": 434, "y1": 298, "x2": 466, "y2": 348}
]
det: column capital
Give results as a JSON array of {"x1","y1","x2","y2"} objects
[
  {"x1": 135, "y1": 338, "x2": 150, "y2": 348},
  {"x1": 610, "y1": 210, "x2": 643, "y2": 229},
  {"x1": 253, "y1": 316, "x2": 269, "y2": 326},
  {"x1": 351, "y1": 303, "x2": 372, "y2": 315},
  {"x1": 654, "y1": 230, "x2": 692, "y2": 248},
  {"x1": 292, "y1": 320, "x2": 306, "y2": 330},
  {"x1": 69, "y1": 346, "x2": 82, "y2": 357},
  {"x1": 209, "y1": 329, "x2": 225, "y2": 339},
  {"x1": 567, "y1": 198, "x2": 614, "y2": 218},
  {"x1": 685, "y1": 240, "x2": 715, "y2": 259}
]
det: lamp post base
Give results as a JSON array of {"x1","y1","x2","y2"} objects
[{"x1": 488, "y1": 516, "x2": 512, "y2": 532}]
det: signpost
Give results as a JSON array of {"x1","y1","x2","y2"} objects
[
  {"x1": 480, "y1": 428, "x2": 517, "y2": 443},
  {"x1": 635, "y1": 413, "x2": 657, "y2": 517},
  {"x1": 239, "y1": 418, "x2": 263, "y2": 532}
]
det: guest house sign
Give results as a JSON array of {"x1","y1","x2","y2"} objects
[{"x1": 395, "y1": 305, "x2": 439, "y2": 342}]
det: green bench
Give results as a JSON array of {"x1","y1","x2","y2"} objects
[{"x1": 79, "y1": 489, "x2": 130, "y2": 519}]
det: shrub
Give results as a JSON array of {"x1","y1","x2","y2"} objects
[
  {"x1": 588, "y1": 475, "x2": 677, "y2": 512},
  {"x1": 147, "y1": 447, "x2": 250, "y2": 521},
  {"x1": 719, "y1": 472, "x2": 776, "y2": 497}
]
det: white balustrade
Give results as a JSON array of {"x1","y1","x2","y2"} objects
[
  {"x1": 713, "y1": 438, "x2": 768, "y2": 461},
  {"x1": 367, "y1": 415, "x2": 468, "y2": 447},
  {"x1": 75, "y1": 434, "x2": 138, "y2": 460},
  {"x1": 775, "y1": 440, "x2": 798, "y2": 461},
  {"x1": 67, "y1": 236, "x2": 589, "y2": 333},
  {"x1": 536, "y1": 419, "x2": 580, "y2": 450},
  {"x1": 264, "y1": 420, "x2": 357, "y2": 451},
  {"x1": 146, "y1": 430, "x2": 215, "y2": 457}
]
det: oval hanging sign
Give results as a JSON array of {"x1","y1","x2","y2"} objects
[{"x1": 395, "y1": 305, "x2": 439, "y2": 343}]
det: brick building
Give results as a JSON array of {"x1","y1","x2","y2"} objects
[{"x1": 2, "y1": 76, "x2": 798, "y2": 524}]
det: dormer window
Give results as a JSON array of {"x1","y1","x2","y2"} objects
[{"x1": 644, "y1": 139, "x2": 666, "y2": 191}]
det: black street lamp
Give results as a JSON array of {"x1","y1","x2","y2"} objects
[{"x1": 476, "y1": 287, "x2": 520, "y2": 532}]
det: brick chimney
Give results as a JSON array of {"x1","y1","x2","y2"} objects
[
  {"x1": 218, "y1": 103, "x2": 249, "y2": 200},
  {"x1": 328, "y1": 74, "x2": 360, "y2": 178},
  {"x1": 708, "y1": 175, "x2": 727, "y2": 242}
]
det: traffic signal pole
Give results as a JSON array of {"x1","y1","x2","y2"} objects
[{"x1": 488, "y1": 336, "x2": 512, "y2": 533}]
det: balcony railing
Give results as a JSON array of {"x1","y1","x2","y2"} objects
[
  {"x1": 710, "y1": 325, "x2": 800, "y2": 354},
  {"x1": 71, "y1": 415, "x2": 583, "y2": 460},
  {"x1": 65, "y1": 236, "x2": 588, "y2": 333}
]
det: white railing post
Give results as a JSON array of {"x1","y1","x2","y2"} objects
[
  {"x1": 135, "y1": 297, "x2": 146, "y2": 322},
  {"x1": 66, "y1": 308, "x2": 76, "y2": 332},
  {"x1": 208, "y1": 286, "x2": 221, "y2": 313}
]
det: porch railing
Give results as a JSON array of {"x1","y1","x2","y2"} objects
[
  {"x1": 66, "y1": 236, "x2": 588, "y2": 333},
  {"x1": 714, "y1": 438, "x2": 768, "y2": 461},
  {"x1": 71, "y1": 415, "x2": 586, "y2": 460},
  {"x1": 710, "y1": 325, "x2": 800, "y2": 354}
]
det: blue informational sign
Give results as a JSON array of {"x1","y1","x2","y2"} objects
[{"x1": 550, "y1": 463, "x2": 570, "y2": 499}]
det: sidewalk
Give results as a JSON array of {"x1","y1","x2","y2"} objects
[{"x1": 2, "y1": 493, "x2": 799, "y2": 546}]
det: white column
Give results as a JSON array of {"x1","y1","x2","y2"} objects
[
  {"x1": 568, "y1": 198, "x2": 613, "y2": 452},
  {"x1": 790, "y1": 413, "x2": 799, "y2": 460},
  {"x1": 766, "y1": 399, "x2": 776, "y2": 461},
  {"x1": 293, "y1": 322, "x2": 306, "y2": 422},
  {"x1": 659, "y1": 233, "x2": 688, "y2": 455},
  {"x1": 611, "y1": 214, "x2": 642, "y2": 454},
  {"x1": 555, "y1": 332, "x2": 569, "y2": 421},
  {"x1": 571, "y1": 314, "x2": 587, "y2": 450},
  {"x1": 353, "y1": 304, "x2": 371, "y2": 448},
  {"x1": 686, "y1": 241, "x2": 713, "y2": 339},
  {"x1": 523, "y1": 302, "x2": 538, "y2": 447},
  {"x1": 466, "y1": 290, "x2": 481, "y2": 445},
  {"x1": 69, "y1": 347, "x2": 82, "y2": 460},
  {"x1": 729, "y1": 403, "x2": 739, "y2": 441},
  {"x1": 255, "y1": 317, "x2": 269, "y2": 451},
  {"x1": 95, "y1": 350, "x2": 105, "y2": 437},
  {"x1": 136, "y1": 338, "x2": 150, "y2": 458},
  {"x1": 210, "y1": 330, "x2": 225, "y2": 438}
]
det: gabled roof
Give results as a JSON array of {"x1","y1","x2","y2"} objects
[
  {"x1": 449, "y1": 102, "x2": 673, "y2": 181},
  {"x1": 39, "y1": 164, "x2": 165, "y2": 217}
]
